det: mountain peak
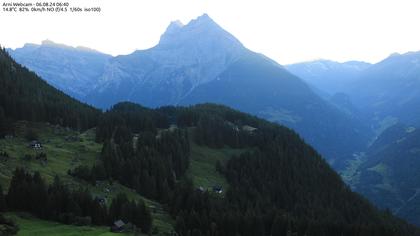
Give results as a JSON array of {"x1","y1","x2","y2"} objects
[
  {"x1": 40, "y1": 39, "x2": 75, "y2": 50},
  {"x1": 158, "y1": 13, "x2": 243, "y2": 50},
  {"x1": 165, "y1": 20, "x2": 184, "y2": 34},
  {"x1": 198, "y1": 13, "x2": 210, "y2": 20},
  {"x1": 191, "y1": 13, "x2": 214, "y2": 25},
  {"x1": 41, "y1": 39, "x2": 67, "y2": 47},
  {"x1": 41, "y1": 39, "x2": 55, "y2": 45},
  {"x1": 185, "y1": 13, "x2": 221, "y2": 31},
  {"x1": 389, "y1": 52, "x2": 401, "y2": 58},
  {"x1": 30, "y1": 40, "x2": 104, "y2": 54},
  {"x1": 171, "y1": 20, "x2": 184, "y2": 27}
]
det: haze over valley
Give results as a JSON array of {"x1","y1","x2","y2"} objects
[{"x1": 1, "y1": 5, "x2": 420, "y2": 235}]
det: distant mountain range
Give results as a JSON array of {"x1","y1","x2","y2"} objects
[
  {"x1": 286, "y1": 59, "x2": 371, "y2": 96},
  {"x1": 346, "y1": 52, "x2": 420, "y2": 128},
  {"x1": 344, "y1": 124, "x2": 420, "y2": 226},
  {"x1": 86, "y1": 14, "x2": 246, "y2": 108},
  {"x1": 8, "y1": 13, "x2": 420, "y2": 226},
  {"x1": 2, "y1": 46, "x2": 419, "y2": 234},
  {"x1": 7, "y1": 14, "x2": 369, "y2": 168},
  {"x1": 9, "y1": 40, "x2": 111, "y2": 100},
  {"x1": 289, "y1": 52, "x2": 420, "y2": 226},
  {"x1": 289, "y1": 52, "x2": 420, "y2": 134}
]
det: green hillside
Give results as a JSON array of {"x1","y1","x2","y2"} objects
[
  {"x1": 5, "y1": 212, "x2": 118, "y2": 236},
  {"x1": 187, "y1": 136, "x2": 247, "y2": 192},
  {"x1": 0, "y1": 121, "x2": 100, "y2": 189},
  {"x1": 0, "y1": 121, "x2": 174, "y2": 235},
  {"x1": 0, "y1": 49, "x2": 418, "y2": 235},
  {"x1": 346, "y1": 124, "x2": 420, "y2": 226},
  {"x1": 90, "y1": 102, "x2": 420, "y2": 236},
  {"x1": 0, "y1": 49, "x2": 175, "y2": 235},
  {"x1": 0, "y1": 121, "x2": 247, "y2": 235},
  {"x1": 0, "y1": 120, "x2": 249, "y2": 235},
  {"x1": 0, "y1": 48, "x2": 100, "y2": 133}
]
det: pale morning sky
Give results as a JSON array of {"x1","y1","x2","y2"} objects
[{"x1": 1, "y1": 0, "x2": 420, "y2": 64}]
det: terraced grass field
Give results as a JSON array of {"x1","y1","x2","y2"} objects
[
  {"x1": 0, "y1": 122, "x2": 174, "y2": 235},
  {"x1": 0, "y1": 122, "x2": 249, "y2": 235},
  {"x1": 187, "y1": 139, "x2": 247, "y2": 192},
  {"x1": 0, "y1": 121, "x2": 100, "y2": 189},
  {"x1": 5, "y1": 213, "x2": 122, "y2": 236}
]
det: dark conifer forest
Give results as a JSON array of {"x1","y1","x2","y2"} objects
[
  {"x1": 92, "y1": 102, "x2": 419, "y2": 236},
  {"x1": 0, "y1": 47, "x2": 419, "y2": 235},
  {"x1": 3, "y1": 168, "x2": 152, "y2": 233},
  {"x1": 0, "y1": 48, "x2": 100, "y2": 135}
]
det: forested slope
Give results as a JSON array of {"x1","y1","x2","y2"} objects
[
  {"x1": 92, "y1": 102, "x2": 419, "y2": 236},
  {"x1": 0, "y1": 49, "x2": 418, "y2": 235},
  {"x1": 0, "y1": 48, "x2": 100, "y2": 134}
]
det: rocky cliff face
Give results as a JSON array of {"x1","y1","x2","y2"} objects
[
  {"x1": 9, "y1": 40, "x2": 111, "y2": 100},
  {"x1": 8, "y1": 14, "x2": 370, "y2": 167},
  {"x1": 88, "y1": 14, "x2": 246, "y2": 107}
]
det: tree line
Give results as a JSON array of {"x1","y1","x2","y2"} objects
[
  {"x1": 1, "y1": 46, "x2": 419, "y2": 236},
  {"x1": 0, "y1": 168, "x2": 152, "y2": 233},
  {"x1": 92, "y1": 103, "x2": 420, "y2": 236},
  {"x1": 86, "y1": 102, "x2": 190, "y2": 201},
  {"x1": 0, "y1": 48, "x2": 100, "y2": 137},
  {"x1": 163, "y1": 105, "x2": 418, "y2": 236}
]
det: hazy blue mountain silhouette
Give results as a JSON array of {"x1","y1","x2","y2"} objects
[
  {"x1": 286, "y1": 59, "x2": 371, "y2": 95},
  {"x1": 8, "y1": 40, "x2": 111, "y2": 100},
  {"x1": 346, "y1": 124, "x2": 420, "y2": 226},
  {"x1": 8, "y1": 14, "x2": 370, "y2": 166},
  {"x1": 346, "y1": 52, "x2": 420, "y2": 127}
]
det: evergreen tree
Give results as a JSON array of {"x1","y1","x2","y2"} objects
[
  {"x1": 0, "y1": 184, "x2": 6, "y2": 211},
  {"x1": 0, "y1": 48, "x2": 100, "y2": 131}
]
